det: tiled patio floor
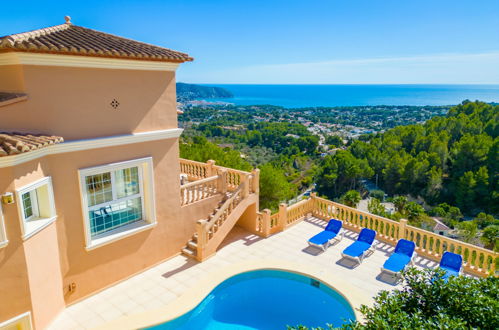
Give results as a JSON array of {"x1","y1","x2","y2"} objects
[{"x1": 48, "y1": 217, "x2": 441, "y2": 330}]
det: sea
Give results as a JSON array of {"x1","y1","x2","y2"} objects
[{"x1": 200, "y1": 84, "x2": 499, "y2": 108}]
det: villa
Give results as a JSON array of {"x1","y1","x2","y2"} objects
[{"x1": 0, "y1": 18, "x2": 497, "y2": 330}]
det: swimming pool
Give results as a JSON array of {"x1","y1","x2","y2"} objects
[{"x1": 148, "y1": 269, "x2": 356, "y2": 330}]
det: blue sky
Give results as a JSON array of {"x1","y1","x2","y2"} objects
[{"x1": 1, "y1": 0, "x2": 498, "y2": 84}]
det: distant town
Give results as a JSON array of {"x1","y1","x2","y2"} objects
[{"x1": 178, "y1": 102, "x2": 450, "y2": 141}]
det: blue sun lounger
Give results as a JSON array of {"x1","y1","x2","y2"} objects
[
  {"x1": 381, "y1": 239, "x2": 416, "y2": 275},
  {"x1": 341, "y1": 228, "x2": 378, "y2": 264},
  {"x1": 308, "y1": 219, "x2": 344, "y2": 251},
  {"x1": 439, "y1": 251, "x2": 463, "y2": 280}
]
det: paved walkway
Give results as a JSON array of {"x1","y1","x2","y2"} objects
[{"x1": 48, "y1": 217, "x2": 440, "y2": 330}]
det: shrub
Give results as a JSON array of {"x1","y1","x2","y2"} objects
[
  {"x1": 288, "y1": 268, "x2": 499, "y2": 330},
  {"x1": 340, "y1": 190, "x2": 361, "y2": 208},
  {"x1": 369, "y1": 189, "x2": 385, "y2": 201},
  {"x1": 481, "y1": 225, "x2": 499, "y2": 251},
  {"x1": 367, "y1": 198, "x2": 386, "y2": 217}
]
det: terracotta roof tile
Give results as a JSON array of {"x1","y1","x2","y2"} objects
[
  {"x1": 0, "y1": 132, "x2": 64, "y2": 157},
  {"x1": 433, "y1": 221, "x2": 450, "y2": 231},
  {"x1": 0, "y1": 18, "x2": 192, "y2": 63}
]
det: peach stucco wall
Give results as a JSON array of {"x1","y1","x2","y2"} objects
[
  {"x1": 0, "y1": 65, "x2": 25, "y2": 92},
  {"x1": 0, "y1": 136, "x2": 209, "y2": 328},
  {"x1": 51, "y1": 139, "x2": 184, "y2": 304},
  {"x1": 0, "y1": 168, "x2": 33, "y2": 327},
  {"x1": 23, "y1": 224, "x2": 66, "y2": 329},
  {"x1": 180, "y1": 195, "x2": 224, "y2": 238},
  {"x1": 0, "y1": 64, "x2": 178, "y2": 140}
]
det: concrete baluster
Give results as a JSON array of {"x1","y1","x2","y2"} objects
[
  {"x1": 251, "y1": 168, "x2": 260, "y2": 194},
  {"x1": 278, "y1": 203, "x2": 288, "y2": 231},
  {"x1": 262, "y1": 209, "x2": 271, "y2": 237},
  {"x1": 196, "y1": 220, "x2": 208, "y2": 260},
  {"x1": 398, "y1": 219, "x2": 408, "y2": 240},
  {"x1": 242, "y1": 176, "x2": 250, "y2": 198},
  {"x1": 206, "y1": 159, "x2": 216, "y2": 177},
  {"x1": 217, "y1": 169, "x2": 227, "y2": 194}
]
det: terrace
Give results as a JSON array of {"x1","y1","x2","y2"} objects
[{"x1": 46, "y1": 159, "x2": 497, "y2": 329}]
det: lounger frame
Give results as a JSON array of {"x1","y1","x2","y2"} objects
[
  {"x1": 380, "y1": 254, "x2": 416, "y2": 276},
  {"x1": 308, "y1": 229, "x2": 345, "y2": 251},
  {"x1": 341, "y1": 239, "x2": 379, "y2": 265}
]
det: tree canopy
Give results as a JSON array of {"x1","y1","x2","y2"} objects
[{"x1": 343, "y1": 101, "x2": 498, "y2": 215}]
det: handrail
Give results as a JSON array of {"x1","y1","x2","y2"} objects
[
  {"x1": 286, "y1": 198, "x2": 314, "y2": 226},
  {"x1": 205, "y1": 185, "x2": 243, "y2": 235},
  {"x1": 214, "y1": 166, "x2": 248, "y2": 190},
  {"x1": 196, "y1": 181, "x2": 246, "y2": 260},
  {"x1": 180, "y1": 175, "x2": 218, "y2": 206},
  {"x1": 179, "y1": 158, "x2": 254, "y2": 192},
  {"x1": 179, "y1": 158, "x2": 210, "y2": 180},
  {"x1": 181, "y1": 175, "x2": 218, "y2": 189}
]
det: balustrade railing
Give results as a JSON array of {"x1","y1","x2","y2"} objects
[
  {"x1": 179, "y1": 159, "x2": 211, "y2": 180},
  {"x1": 258, "y1": 193, "x2": 497, "y2": 277},
  {"x1": 179, "y1": 158, "x2": 258, "y2": 193},
  {"x1": 404, "y1": 224, "x2": 496, "y2": 276},
  {"x1": 286, "y1": 199, "x2": 314, "y2": 226},
  {"x1": 180, "y1": 175, "x2": 218, "y2": 206},
  {"x1": 196, "y1": 181, "x2": 246, "y2": 259},
  {"x1": 312, "y1": 196, "x2": 400, "y2": 245}
]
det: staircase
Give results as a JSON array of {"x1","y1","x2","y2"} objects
[
  {"x1": 178, "y1": 158, "x2": 260, "y2": 261},
  {"x1": 181, "y1": 178, "x2": 256, "y2": 261},
  {"x1": 181, "y1": 192, "x2": 231, "y2": 259}
]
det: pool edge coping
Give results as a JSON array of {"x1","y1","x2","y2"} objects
[{"x1": 93, "y1": 259, "x2": 373, "y2": 329}]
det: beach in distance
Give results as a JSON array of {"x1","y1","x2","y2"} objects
[{"x1": 201, "y1": 84, "x2": 499, "y2": 107}]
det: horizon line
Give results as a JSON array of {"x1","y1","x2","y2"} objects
[{"x1": 179, "y1": 82, "x2": 499, "y2": 86}]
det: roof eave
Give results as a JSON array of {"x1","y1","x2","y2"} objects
[{"x1": 0, "y1": 48, "x2": 193, "y2": 63}]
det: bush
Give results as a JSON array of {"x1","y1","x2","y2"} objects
[
  {"x1": 288, "y1": 268, "x2": 499, "y2": 330},
  {"x1": 369, "y1": 189, "x2": 385, "y2": 201},
  {"x1": 367, "y1": 198, "x2": 386, "y2": 217},
  {"x1": 340, "y1": 190, "x2": 361, "y2": 208},
  {"x1": 481, "y1": 225, "x2": 499, "y2": 251}
]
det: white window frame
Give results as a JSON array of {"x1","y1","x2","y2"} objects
[
  {"x1": 0, "y1": 203, "x2": 8, "y2": 248},
  {"x1": 0, "y1": 311, "x2": 33, "y2": 330},
  {"x1": 78, "y1": 157, "x2": 156, "y2": 251},
  {"x1": 15, "y1": 177, "x2": 57, "y2": 240},
  {"x1": 21, "y1": 190, "x2": 39, "y2": 221}
]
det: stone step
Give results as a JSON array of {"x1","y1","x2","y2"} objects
[
  {"x1": 187, "y1": 240, "x2": 197, "y2": 250},
  {"x1": 181, "y1": 246, "x2": 197, "y2": 258},
  {"x1": 181, "y1": 189, "x2": 242, "y2": 260}
]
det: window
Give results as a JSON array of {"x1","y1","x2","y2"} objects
[
  {"x1": 79, "y1": 158, "x2": 156, "y2": 250},
  {"x1": 0, "y1": 204, "x2": 7, "y2": 248},
  {"x1": 16, "y1": 177, "x2": 57, "y2": 240},
  {"x1": 22, "y1": 190, "x2": 38, "y2": 220},
  {"x1": 0, "y1": 312, "x2": 33, "y2": 330}
]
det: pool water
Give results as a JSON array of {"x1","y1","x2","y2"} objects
[{"x1": 148, "y1": 270, "x2": 356, "y2": 330}]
